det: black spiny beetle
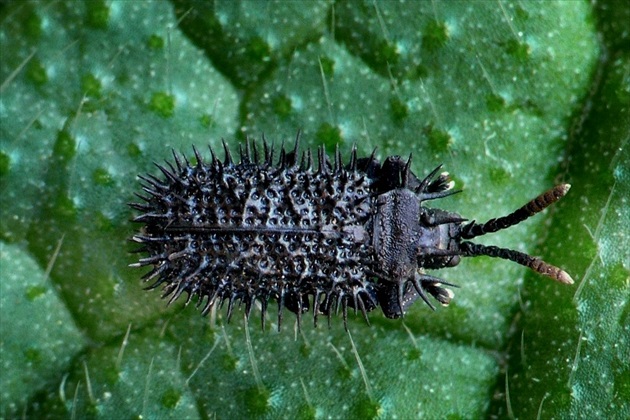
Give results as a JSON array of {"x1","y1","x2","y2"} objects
[{"x1": 130, "y1": 134, "x2": 573, "y2": 329}]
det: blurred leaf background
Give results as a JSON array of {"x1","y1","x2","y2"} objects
[{"x1": 1, "y1": 1, "x2": 628, "y2": 418}]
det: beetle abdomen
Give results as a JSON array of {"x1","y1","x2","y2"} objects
[{"x1": 131, "y1": 140, "x2": 379, "y2": 328}]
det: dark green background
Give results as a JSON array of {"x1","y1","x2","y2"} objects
[{"x1": 1, "y1": 1, "x2": 628, "y2": 418}]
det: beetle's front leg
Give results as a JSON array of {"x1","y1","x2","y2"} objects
[
  {"x1": 377, "y1": 281, "x2": 420, "y2": 319},
  {"x1": 377, "y1": 273, "x2": 458, "y2": 318}
]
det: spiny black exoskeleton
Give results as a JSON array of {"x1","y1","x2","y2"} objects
[{"x1": 130, "y1": 134, "x2": 573, "y2": 330}]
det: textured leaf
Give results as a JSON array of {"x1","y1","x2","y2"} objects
[
  {"x1": 1, "y1": 0, "x2": 239, "y2": 342},
  {"x1": 1, "y1": 0, "x2": 626, "y2": 418},
  {"x1": 0, "y1": 242, "x2": 86, "y2": 414},
  {"x1": 501, "y1": 2, "x2": 630, "y2": 416}
]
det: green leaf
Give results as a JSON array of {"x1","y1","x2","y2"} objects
[
  {"x1": 501, "y1": 2, "x2": 630, "y2": 416},
  {"x1": 1, "y1": 0, "x2": 239, "y2": 343},
  {"x1": 1, "y1": 0, "x2": 626, "y2": 418},
  {"x1": 0, "y1": 242, "x2": 86, "y2": 413}
]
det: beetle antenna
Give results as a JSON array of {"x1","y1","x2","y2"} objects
[
  {"x1": 459, "y1": 242, "x2": 573, "y2": 284},
  {"x1": 460, "y1": 184, "x2": 571, "y2": 239}
]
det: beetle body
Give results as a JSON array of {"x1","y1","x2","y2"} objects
[{"x1": 130, "y1": 136, "x2": 572, "y2": 329}]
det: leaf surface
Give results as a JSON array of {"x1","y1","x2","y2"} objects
[{"x1": 1, "y1": 1, "x2": 626, "y2": 418}]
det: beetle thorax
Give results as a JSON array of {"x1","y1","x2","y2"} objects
[{"x1": 373, "y1": 189, "x2": 422, "y2": 280}]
